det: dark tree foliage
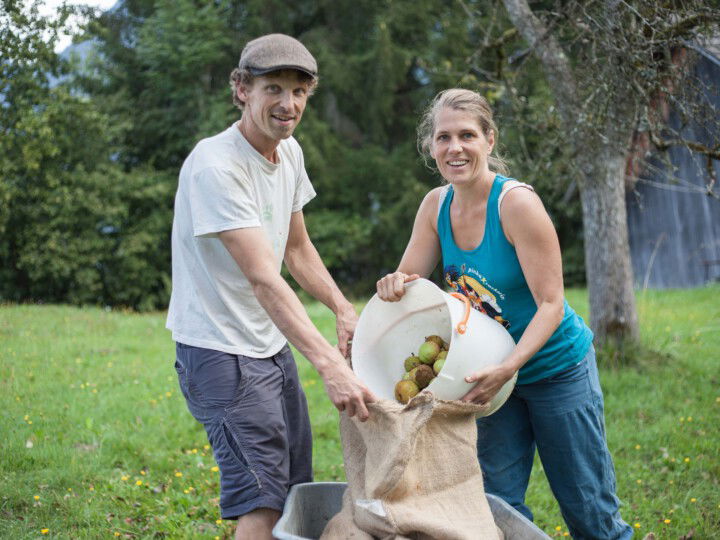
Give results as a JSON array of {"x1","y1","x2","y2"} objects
[
  {"x1": 1, "y1": 0, "x2": 592, "y2": 309},
  {"x1": 78, "y1": 0, "x2": 528, "y2": 297},
  {"x1": 1, "y1": 0, "x2": 174, "y2": 310}
]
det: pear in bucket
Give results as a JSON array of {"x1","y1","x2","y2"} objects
[
  {"x1": 394, "y1": 379, "x2": 419, "y2": 404},
  {"x1": 404, "y1": 354, "x2": 421, "y2": 372},
  {"x1": 409, "y1": 364, "x2": 435, "y2": 389},
  {"x1": 433, "y1": 355, "x2": 446, "y2": 375},
  {"x1": 425, "y1": 335, "x2": 448, "y2": 351},
  {"x1": 418, "y1": 340, "x2": 440, "y2": 365}
]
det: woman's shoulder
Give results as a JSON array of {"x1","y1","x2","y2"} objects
[
  {"x1": 415, "y1": 186, "x2": 450, "y2": 232},
  {"x1": 420, "y1": 185, "x2": 450, "y2": 208},
  {"x1": 498, "y1": 176, "x2": 537, "y2": 211},
  {"x1": 498, "y1": 175, "x2": 533, "y2": 194},
  {"x1": 498, "y1": 179, "x2": 553, "y2": 245}
]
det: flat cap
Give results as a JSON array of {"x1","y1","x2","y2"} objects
[{"x1": 239, "y1": 33, "x2": 317, "y2": 79}]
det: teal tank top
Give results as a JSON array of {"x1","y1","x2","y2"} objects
[{"x1": 438, "y1": 175, "x2": 593, "y2": 384}]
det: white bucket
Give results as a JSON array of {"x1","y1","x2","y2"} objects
[{"x1": 352, "y1": 278, "x2": 517, "y2": 416}]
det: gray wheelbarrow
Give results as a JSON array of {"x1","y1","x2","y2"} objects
[{"x1": 273, "y1": 482, "x2": 551, "y2": 540}]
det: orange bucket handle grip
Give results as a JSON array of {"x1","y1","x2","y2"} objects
[{"x1": 450, "y1": 292, "x2": 471, "y2": 335}]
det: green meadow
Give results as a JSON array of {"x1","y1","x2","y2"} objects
[{"x1": 1, "y1": 286, "x2": 718, "y2": 539}]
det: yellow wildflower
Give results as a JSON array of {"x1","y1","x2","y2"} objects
[
  {"x1": 136, "y1": 480, "x2": 142, "y2": 486},
  {"x1": 41, "y1": 529, "x2": 49, "y2": 535},
  {"x1": 211, "y1": 466, "x2": 219, "y2": 472},
  {"x1": 175, "y1": 472, "x2": 183, "y2": 477},
  {"x1": 34, "y1": 495, "x2": 40, "y2": 501}
]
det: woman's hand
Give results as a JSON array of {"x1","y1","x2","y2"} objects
[
  {"x1": 376, "y1": 272, "x2": 420, "y2": 302},
  {"x1": 460, "y1": 363, "x2": 516, "y2": 405}
]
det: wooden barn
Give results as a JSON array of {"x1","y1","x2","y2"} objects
[{"x1": 626, "y1": 43, "x2": 720, "y2": 288}]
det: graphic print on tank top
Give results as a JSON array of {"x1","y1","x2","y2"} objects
[{"x1": 444, "y1": 264, "x2": 510, "y2": 329}]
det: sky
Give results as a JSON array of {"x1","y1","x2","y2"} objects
[{"x1": 38, "y1": 0, "x2": 117, "y2": 52}]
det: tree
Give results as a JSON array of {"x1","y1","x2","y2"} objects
[
  {"x1": 81, "y1": 0, "x2": 517, "y2": 294},
  {"x1": 493, "y1": 0, "x2": 719, "y2": 344},
  {"x1": 0, "y1": 0, "x2": 173, "y2": 309}
]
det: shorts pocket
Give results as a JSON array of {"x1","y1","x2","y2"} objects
[
  {"x1": 174, "y1": 359, "x2": 192, "y2": 403},
  {"x1": 219, "y1": 420, "x2": 262, "y2": 491}
]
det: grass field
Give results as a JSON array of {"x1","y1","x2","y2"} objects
[{"x1": 1, "y1": 286, "x2": 718, "y2": 539}]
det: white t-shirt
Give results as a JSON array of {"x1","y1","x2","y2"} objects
[{"x1": 166, "y1": 122, "x2": 316, "y2": 357}]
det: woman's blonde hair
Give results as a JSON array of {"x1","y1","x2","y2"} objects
[{"x1": 417, "y1": 88, "x2": 508, "y2": 176}]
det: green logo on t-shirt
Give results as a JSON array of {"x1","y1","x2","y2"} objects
[{"x1": 263, "y1": 204, "x2": 273, "y2": 222}]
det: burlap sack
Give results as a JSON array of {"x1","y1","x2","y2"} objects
[{"x1": 321, "y1": 392, "x2": 502, "y2": 540}]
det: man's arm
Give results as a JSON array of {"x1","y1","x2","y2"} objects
[
  {"x1": 219, "y1": 227, "x2": 375, "y2": 420},
  {"x1": 284, "y1": 211, "x2": 356, "y2": 358}
]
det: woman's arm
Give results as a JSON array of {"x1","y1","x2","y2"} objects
[
  {"x1": 462, "y1": 187, "x2": 565, "y2": 404},
  {"x1": 376, "y1": 187, "x2": 443, "y2": 301}
]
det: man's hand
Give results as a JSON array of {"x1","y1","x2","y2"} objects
[
  {"x1": 376, "y1": 272, "x2": 420, "y2": 302},
  {"x1": 460, "y1": 363, "x2": 516, "y2": 405},
  {"x1": 319, "y1": 358, "x2": 376, "y2": 421},
  {"x1": 335, "y1": 303, "x2": 358, "y2": 359}
]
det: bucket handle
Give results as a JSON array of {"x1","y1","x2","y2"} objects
[{"x1": 450, "y1": 293, "x2": 471, "y2": 335}]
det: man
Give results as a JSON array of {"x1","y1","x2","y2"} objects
[{"x1": 166, "y1": 33, "x2": 375, "y2": 539}]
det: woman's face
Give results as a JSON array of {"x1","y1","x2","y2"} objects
[{"x1": 431, "y1": 107, "x2": 494, "y2": 186}]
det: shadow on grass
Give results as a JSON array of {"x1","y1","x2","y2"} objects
[{"x1": 596, "y1": 339, "x2": 675, "y2": 371}]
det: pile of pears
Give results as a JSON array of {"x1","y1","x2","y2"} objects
[{"x1": 394, "y1": 335, "x2": 449, "y2": 404}]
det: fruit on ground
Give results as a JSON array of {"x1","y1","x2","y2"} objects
[
  {"x1": 409, "y1": 364, "x2": 435, "y2": 389},
  {"x1": 404, "y1": 354, "x2": 421, "y2": 372},
  {"x1": 395, "y1": 380, "x2": 420, "y2": 404},
  {"x1": 418, "y1": 340, "x2": 440, "y2": 364},
  {"x1": 433, "y1": 357, "x2": 445, "y2": 375}
]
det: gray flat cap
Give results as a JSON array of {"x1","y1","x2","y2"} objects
[{"x1": 239, "y1": 33, "x2": 317, "y2": 79}]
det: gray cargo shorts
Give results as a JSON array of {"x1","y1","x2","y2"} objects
[{"x1": 174, "y1": 342, "x2": 313, "y2": 519}]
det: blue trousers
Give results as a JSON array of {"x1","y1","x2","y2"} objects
[{"x1": 476, "y1": 347, "x2": 633, "y2": 539}]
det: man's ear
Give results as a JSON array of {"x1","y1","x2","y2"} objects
[{"x1": 237, "y1": 82, "x2": 250, "y2": 104}]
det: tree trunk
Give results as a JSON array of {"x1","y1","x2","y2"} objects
[
  {"x1": 502, "y1": 0, "x2": 640, "y2": 346},
  {"x1": 578, "y1": 153, "x2": 639, "y2": 343}
]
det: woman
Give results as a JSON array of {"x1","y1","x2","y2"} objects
[{"x1": 376, "y1": 89, "x2": 632, "y2": 539}]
